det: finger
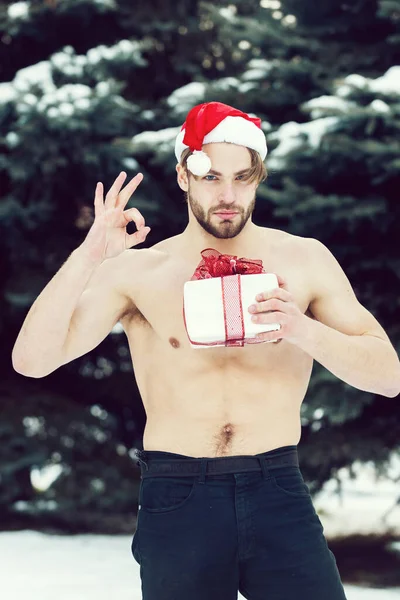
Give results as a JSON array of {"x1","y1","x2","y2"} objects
[
  {"x1": 256, "y1": 332, "x2": 283, "y2": 344},
  {"x1": 268, "y1": 273, "x2": 288, "y2": 289},
  {"x1": 275, "y1": 273, "x2": 288, "y2": 288},
  {"x1": 255, "y1": 287, "x2": 292, "y2": 303},
  {"x1": 251, "y1": 312, "x2": 285, "y2": 327},
  {"x1": 94, "y1": 182, "x2": 104, "y2": 218},
  {"x1": 254, "y1": 323, "x2": 283, "y2": 341},
  {"x1": 105, "y1": 171, "x2": 127, "y2": 209},
  {"x1": 250, "y1": 298, "x2": 287, "y2": 314},
  {"x1": 124, "y1": 207, "x2": 146, "y2": 230},
  {"x1": 125, "y1": 227, "x2": 150, "y2": 249},
  {"x1": 117, "y1": 172, "x2": 144, "y2": 208}
]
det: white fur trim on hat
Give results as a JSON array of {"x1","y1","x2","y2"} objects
[{"x1": 174, "y1": 115, "x2": 268, "y2": 164}]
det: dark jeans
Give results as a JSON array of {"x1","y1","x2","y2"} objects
[{"x1": 131, "y1": 444, "x2": 347, "y2": 600}]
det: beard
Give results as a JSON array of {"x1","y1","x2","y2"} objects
[{"x1": 188, "y1": 189, "x2": 256, "y2": 239}]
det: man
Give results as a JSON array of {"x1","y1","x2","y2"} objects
[{"x1": 12, "y1": 101, "x2": 400, "y2": 599}]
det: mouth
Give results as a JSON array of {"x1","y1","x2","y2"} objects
[{"x1": 214, "y1": 211, "x2": 239, "y2": 219}]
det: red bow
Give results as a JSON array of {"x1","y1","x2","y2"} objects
[{"x1": 191, "y1": 248, "x2": 264, "y2": 280}]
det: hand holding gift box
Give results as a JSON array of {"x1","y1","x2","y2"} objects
[{"x1": 183, "y1": 248, "x2": 282, "y2": 348}]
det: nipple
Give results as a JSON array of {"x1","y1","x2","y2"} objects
[{"x1": 169, "y1": 337, "x2": 180, "y2": 349}]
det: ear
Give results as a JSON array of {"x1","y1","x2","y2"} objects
[{"x1": 176, "y1": 163, "x2": 189, "y2": 192}]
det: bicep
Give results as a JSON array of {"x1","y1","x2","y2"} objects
[{"x1": 307, "y1": 239, "x2": 391, "y2": 342}]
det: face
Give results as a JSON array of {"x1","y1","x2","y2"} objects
[{"x1": 177, "y1": 143, "x2": 257, "y2": 239}]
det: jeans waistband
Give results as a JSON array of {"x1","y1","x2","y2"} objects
[{"x1": 134, "y1": 445, "x2": 299, "y2": 479}]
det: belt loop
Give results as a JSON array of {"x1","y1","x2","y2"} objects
[
  {"x1": 258, "y1": 456, "x2": 270, "y2": 480},
  {"x1": 198, "y1": 459, "x2": 208, "y2": 484}
]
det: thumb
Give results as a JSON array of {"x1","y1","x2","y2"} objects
[{"x1": 273, "y1": 273, "x2": 288, "y2": 289}]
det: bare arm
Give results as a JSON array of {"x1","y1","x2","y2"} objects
[
  {"x1": 251, "y1": 238, "x2": 400, "y2": 397},
  {"x1": 11, "y1": 246, "x2": 130, "y2": 377},
  {"x1": 299, "y1": 239, "x2": 400, "y2": 397},
  {"x1": 12, "y1": 170, "x2": 150, "y2": 378}
]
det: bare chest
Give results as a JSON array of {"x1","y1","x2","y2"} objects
[
  {"x1": 119, "y1": 240, "x2": 314, "y2": 456},
  {"x1": 122, "y1": 247, "x2": 313, "y2": 355}
]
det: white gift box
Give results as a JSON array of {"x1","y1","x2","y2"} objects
[{"x1": 183, "y1": 272, "x2": 281, "y2": 348}]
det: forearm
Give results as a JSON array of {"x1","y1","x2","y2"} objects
[
  {"x1": 12, "y1": 244, "x2": 103, "y2": 375},
  {"x1": 296, "y1": 317, "x2": 400, "y2": 398}
]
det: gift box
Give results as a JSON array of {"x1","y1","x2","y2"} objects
[{"x1": 183, "y1": 248, "x2": 281, "y2": 348}]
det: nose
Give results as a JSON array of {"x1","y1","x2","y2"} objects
[{"x1": 219, "y1": 182, "x2": 236, "y2": 204}]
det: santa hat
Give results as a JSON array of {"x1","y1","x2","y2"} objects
[{"x1": 174, "y1": 101, "x2": 268, "y2": 177}]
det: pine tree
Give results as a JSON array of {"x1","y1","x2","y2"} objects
[{"x1": 1, "y1": 0, "x2": 398, "y2": 530}]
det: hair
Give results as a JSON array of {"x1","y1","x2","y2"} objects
[{"x1": 179, "y1": 146, "x2": 268, "y2": 187}]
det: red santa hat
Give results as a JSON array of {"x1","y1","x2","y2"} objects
[{"x1": 174, "y1": 101, "x2": 268, "y2": 177}]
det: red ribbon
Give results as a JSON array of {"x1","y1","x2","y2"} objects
[{"x1": 191, "y1": 248, "x2": 264, "y2": 280}]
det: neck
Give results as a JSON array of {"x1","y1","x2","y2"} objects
[{"x1": 181, "y1": 217, "x2": 261, "y2": 260}]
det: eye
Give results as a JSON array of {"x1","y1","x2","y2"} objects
[{"x1": 204, "y1": 175, "x2": 217, "y2": 181}]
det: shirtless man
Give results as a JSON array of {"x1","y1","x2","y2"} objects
[{"x1": 12, "y1": 102, "x2": 400, "y2": 600}]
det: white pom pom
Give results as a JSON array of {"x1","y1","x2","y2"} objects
[{"x1": 186, "y1": 151, "x2": 212, "y2": 176}]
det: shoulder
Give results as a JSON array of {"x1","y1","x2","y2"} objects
[
  {"x1": 299, "y1": 237, "x2": 355, "y2": 305},
  {"x1": 118, "y1": 245, "x2": 170, "y2": 275},
  {"x1": 270, "y1": 234, "x2": 344, "y2": 294},
  {"x1": 115, "y1": 235, "x2": 180, "y2": 287},
  {"x1": 276, "y1": 233, "x2": 335, "y2": 263},
  {"x1": 300, "y1": 237, "x2": 344, "y2": 272},
  {"x1": 264, "y1": 229, "x2": 325, "y2": 260},
  {"x1": 291, "y1": 236, "x2": 345, "y2": 286}
]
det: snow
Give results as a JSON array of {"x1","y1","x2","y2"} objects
[
  {"x1": 0, "y1": 530, "x2": 398, "y2": 600},
  {"x1": 0, "y1": 82, "x2": 15, "y2": 104},
  {"x1": 75, "y1": 97, "x2": 91, "y2": 110},
  {"x1": 282, "y1": 14, "x2": 297, "y2": 27},
  {"x1": 122, "y1": 157, "x2": 139, "y2": 170},
  {"x1": 238, "y1": 82, "x2": 258, "y2": 93},
  {"x1": 86, "y1": 39, "x2": 143, "y2": 64},
  {"x1": 368, "y1": 99, "x2": 390, "y2": 113},
  {"x1": 241, "y1": 58, "x2": 273, "y2": 81},
  {"x1": 312, "y1": 454, "x2": 400, "y2": 538},
  {"x1": 267, "y1": 117, "x2": 340, "y2": 170},
  {"x1": 215, "y1": 76, "x2": 241, "y2": 90},
  {"x1": 31, "y1": 464, "x2": 63, "y2": 492},
  {"x1": 260, "y1": 0, "x2": 282, "y2": 9},
  {"x1": 92, "y1": 0, "x2": 117, "y2": 8},
  {"x1": 301, "y1": 95, "x2": 357, "y2": 119},
  {"x1": 166, "y1": 82, "x2": 206, "y2": 111},
  {"x1": 5, "y1": 131, "x2": 20, "y2": 148},
  {"x1": 368, "y1": 66, "x2": 400, "y2": 94},
  {"x1": 336, "y1": 66, "x2": 400, "y2": 97},
  {"x1": 7, "y1": 1, "x2": 29, "y2": 20},
  {"x1": 131, "y1": 126, "x2": 181, "y2": 155},
  {"x1": 219, "y1": 5, "x2": 237, "y2": 21},
  {"x1": 241, "y1": 68, "x2": 269, "y2": 81},
  {"x1": 13, "y1": 60, "x2": 54, "y2": 93}
]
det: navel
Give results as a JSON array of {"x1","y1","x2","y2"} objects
[
  {"x1": 169, "y1": 336, "x2": 180, "y2": 349},
  {"x1": 211, "y1": 422, "x2": 236, "y2": 456},
  {"x1": 220, "y1": 423, "x2": 235, "y2": 440}
]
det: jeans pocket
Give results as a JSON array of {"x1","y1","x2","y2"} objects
[
  {"x1": 270, "y1": 467, "x2": 310, "y2": 498},
  {"x1": 139, "y1": 475, "x2": 198, "y2": 513}
]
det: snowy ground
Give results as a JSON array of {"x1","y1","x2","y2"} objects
[
  {"x1": 311, "y1": 456, "x2": 400, "y2": 538},
  {"x1": 1, "y1": 456, "x2": 399, "y2": 599},
  {"x1": 0, "y1": 530, "x2": 399, "y2": 600}
]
